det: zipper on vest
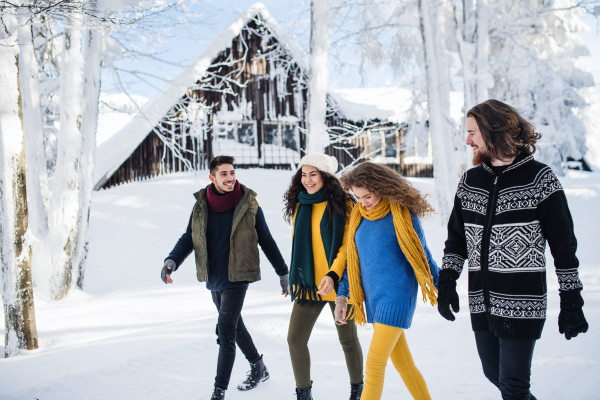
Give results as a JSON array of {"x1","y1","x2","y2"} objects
[{"x1": 481, "y1": 174, "x2": 500, "y2": 319}]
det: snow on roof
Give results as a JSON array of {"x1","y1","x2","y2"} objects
[
  {"x1": 93, "y1": 2, "x2": 307, "y2": 190},
  {"x1": 329, "y1": 87, "x2": 415, "y2": 123},
  {"x1": 329, "y1": 87, "x2": 466, "y2": 125}
]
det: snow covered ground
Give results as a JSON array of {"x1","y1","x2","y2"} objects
[{"x1": 1, "y1": 168, "x2": 599, "y2": 399}]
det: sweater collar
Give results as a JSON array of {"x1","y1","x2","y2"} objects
[{"x1": 482, "y1": 153, "x2": 534, "y2": 176}]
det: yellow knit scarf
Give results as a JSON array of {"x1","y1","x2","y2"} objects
[{"x1": 347, "y1": 198, "x2": 438, "y2": 326}]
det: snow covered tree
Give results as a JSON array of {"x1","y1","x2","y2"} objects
[
  {"x1": 418, "y1": 0, "x2": 461, "y2": 222},
  {"x1": 17, "y1": 10, "x2": 51, "y2": 241},
  {"x1": 43, "y1": 9, "x2": 85, "y2": 299},
  {"x1": 307, "y1": 0, "x2": 333, "y2": 154},
  {"x1": 0, "y1": 8, "x2": 39, "y2": 357},
  {"x1": 74, "y1": 0, "x2": 104, "y2": 289},
  {"x1": 484, "y1": 0, "x2": 595, "y2": 172}
]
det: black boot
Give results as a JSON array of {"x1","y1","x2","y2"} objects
[
  {"x1": 349, "y1": 382, "x2": 363, "y2": 400},
  {"x1": 210, "y1": 387, "x2": 225, "y2": 400},
  {"x1": 237, "y1": 355, "x2": 270, "y2": 391},
  {"x1": 295, "y1": 387, "x2": 313, "y2": 400}
]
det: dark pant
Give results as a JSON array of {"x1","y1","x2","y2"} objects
[
  {"x1": 287, "y1": 300, "x2": 364, "y2": 389},
  {"x1": 212, "y1": 287, "x2": 261, "y2": 390},
  {"x1": 474, "y1": 329, "x2": 537, "y2": 400}
]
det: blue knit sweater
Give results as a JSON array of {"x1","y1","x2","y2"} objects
[{"x1": 355, "y1": 212, "x2": 439, "y2": 329}]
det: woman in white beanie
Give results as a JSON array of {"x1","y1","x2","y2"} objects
[{"x1": 283, "y1": 153, "x2": 364, "y2": 400}]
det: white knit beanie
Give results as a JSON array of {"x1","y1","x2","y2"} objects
[{"x1": 297, "y1": 153, "x2": 339, "y2": 175}]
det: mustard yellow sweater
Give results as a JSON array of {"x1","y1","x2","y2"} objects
[{"x1": 293, "y1": 201, "x2": 350, "y2": 302}]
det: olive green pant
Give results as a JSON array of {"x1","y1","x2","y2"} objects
[{"x1": 287, "y1": 300, "x2": 364, "y2": 389}]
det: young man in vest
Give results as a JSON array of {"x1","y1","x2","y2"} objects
[
  {"x1": 437, "y1": 100, "x2": 588, "y2": 399},
  {"x1": 161, "y1": 155, "x2": 289, "y2": 400}
]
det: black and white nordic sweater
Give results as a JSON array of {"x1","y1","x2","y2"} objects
[{"x1": 441, "y1": 153, "x2": 583, "y2": 340}]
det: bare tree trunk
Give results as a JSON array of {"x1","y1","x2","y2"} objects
[
  {"x1": 45, "y1": 10, "x2": 84, "y2": 299},
  {"x1": 74, "y1": 4, "x2": 103, "y2": 289},
  {"x1": 419, "y1": 0, "x2": 460, "y2": 223},
  {"x1": 0, "y1": 10, "x2": 39, "y2": 357},
  {"x1": 306, "y1": 0, "x2": 331, "y2": 154}
]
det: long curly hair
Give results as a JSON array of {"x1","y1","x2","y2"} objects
[
  {"x1": 467, "y1": 99, "x2": 542, "y2": 161},
  {"x1": 283, "y1": 168, "x2": 355, "y2": 224},
  {"x1": 341, "y1": 162, "x2": 435, "y2": 218}
]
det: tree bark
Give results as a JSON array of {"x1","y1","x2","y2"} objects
[
  {"x1": 75, "y1": 5, "x2": 103, "y2": 289},
  {"x1": 0, "y1": 10, "x2": 39, "y2": 357},
  {"x1": 306, "y1": 0, "x2": 331, "y2": 154}
]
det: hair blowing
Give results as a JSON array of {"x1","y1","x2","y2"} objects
[
  {"x1": 283, "y1": 168, "x2": 355, "y2": 224},
  {"x1": 341, "y1": 162, "x2": 435, "y2": 219},
  {"x1": 467, "y1": 99, "x2": 542, "y2": 161}
]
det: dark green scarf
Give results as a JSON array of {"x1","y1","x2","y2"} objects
[{"x1": 290, "y1": 189, "x2": 346, "y2": 304}]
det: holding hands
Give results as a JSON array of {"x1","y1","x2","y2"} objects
[
  {"x1": 558, "y1": 289, "x2": 588, "y2": 340},
  {"x1": 437, "y1": 270, "x2": 460, "y2": 321},
  {"x1": 334, "y1": 295, "x2": 348, "y2": 325},
  {"x1": 317, "y1": 275, "x2": 335, "y2": 295}
]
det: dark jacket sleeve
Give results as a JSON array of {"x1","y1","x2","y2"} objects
[
  {"x1": 165, "y1": 214, "x2": 194, "y2": 270},
  {"x1": 441, "y1": 189, "x2": 468, "y2": 280},
  {"x1": 537, "y1": 184, "x2": 582, "y2": 295},
  {"x1": 255, "y1": 207, "x2": 289, "y2": 276}
]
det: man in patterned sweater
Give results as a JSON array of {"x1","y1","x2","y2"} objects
[{"x1": 437, "y1": 100, "x2": 588, "y2": 400}]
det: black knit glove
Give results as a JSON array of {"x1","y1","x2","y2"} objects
[
  {"x1": 437, "y1": 269, "x2": 460, "y2": 321},
  {"x1": 161, "y1": 259, "x2": 176, "y2": 284},
  {"x1": 559, "y1": 289, "x2": 588, "y2": 340}
]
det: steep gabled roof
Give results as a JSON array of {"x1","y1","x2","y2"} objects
[{"x1": 93, "y1": 2, "x2": 307, "y2": 190}]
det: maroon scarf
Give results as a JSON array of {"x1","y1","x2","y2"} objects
[{"x1": 206, "y1": 180, "x2": 243, "y2": 212}]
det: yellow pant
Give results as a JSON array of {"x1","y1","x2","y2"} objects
[{"x1": 362, "y1": 323, "x2": 432, "y2": 400}]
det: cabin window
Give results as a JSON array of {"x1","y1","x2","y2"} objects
[
  {"x1": 261, "y1": 121, "x2": 301, "y2": 165},
  {"x1": 212, "y1": 121, "x2": 259, "y2": 164},
  {"x1": 368, "y1": 128, "x2": 399, "y2": 160},
  {"x1": 263, "y1": 122, "x2": 279, "y2": 145}
]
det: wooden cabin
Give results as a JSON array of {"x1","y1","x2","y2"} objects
[{"x1": 93, "y1": 3, "x2": 432, "y2": 190}]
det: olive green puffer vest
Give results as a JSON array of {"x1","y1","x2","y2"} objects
[{"x1": 191, "y1": 184, "x2": 261, "y2": 283}]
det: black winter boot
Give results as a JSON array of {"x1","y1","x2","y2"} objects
[
  {"x1": 237, "y1": 355, "x2": 270, "y2": 391},
  {"x1": 349, "y1": 382, "x2": 363, "y2": 400},
  {"x1": 295, "y1": 387, "x2": 313, "y2": 400},
  {"x1": 210, "y1": 387, "x2": 225, "y2": 400}
]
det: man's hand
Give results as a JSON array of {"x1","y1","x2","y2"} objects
[
  {"x1": 437, "y1": 270, "x2": 460, "y2": 321},
  {"x1": 161, "y1": 260, "x2": 176, "y2": 284},
  {"x1": 334, "y1": 296, "x2": 348, "y2": 325},
  {"x1": 317, "y1": 275, "x2": 334, "y2": 295},
  {"x1": 559, "y1": 290, "x2": 588, "y2": 340},
  {"x1": 280, "y1": 273, "x2": 290, "y2": 297}
]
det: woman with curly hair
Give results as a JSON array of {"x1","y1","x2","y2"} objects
[
  {"x1": 335, "y1": 161, "x2": 439, "y2": 400},
  {"x1": 284, "y1": 153, "x2": 364, "y2": 400}
]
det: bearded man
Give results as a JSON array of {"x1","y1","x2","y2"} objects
[
  {"x1": 437, "y1": 100, "x2": 588, "y2": 400},
  {"x1": 161, "y1": 155, "x2": 289, "y2": 400}
]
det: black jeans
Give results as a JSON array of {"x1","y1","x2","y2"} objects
[
  {"x1": 212, "y1": 287, "x2": 261, "y2": 390},
  {"x1": 474, "y1": 329, "x2": 537, "y2": 400}
]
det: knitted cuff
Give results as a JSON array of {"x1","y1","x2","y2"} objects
[
  {"x1": 559, "y1": 288, "x2": 584, "y2": 309},
  {"x1": 335, "y1": 295, "x2": 348, "y2": 305},
  {"x1": 279, "y1": 273, "x2": 289, "y2": 280},
  {"x1": 325, "y1": 271, "x2": 340, "y2": 282},
  {"x1": 439, "y1": 268, "x2": 459, "y2": 286},
  {"x1": 164, "y1": 258, "x2": 177, "y2": 271}
]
